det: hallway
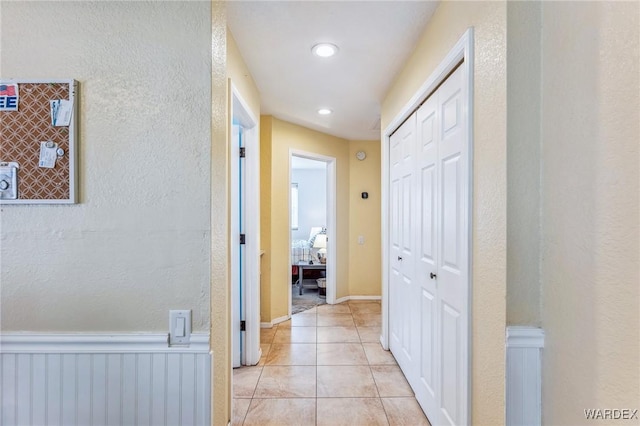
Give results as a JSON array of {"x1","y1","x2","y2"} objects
[{"x1": 232, "y1": 300, "x2": 430, "y2": 425}]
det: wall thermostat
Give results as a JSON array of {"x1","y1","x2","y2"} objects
[
  {"x1": 356, "y1": 150, "x2": 366, "y2": 161},
  {"x1": 361, "y1": 192, "x2": 368, "y2": 199}
]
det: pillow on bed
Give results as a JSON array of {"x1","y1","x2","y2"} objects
[
  {"x1": 291, "y1": 240, "x2": 311, "y2": 264},
  {"x1": 292, "y1": 239, "x2": 311, "y2": 249}
]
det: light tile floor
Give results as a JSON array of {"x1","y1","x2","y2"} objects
[{"x1": 232, "y1": 300, "x2": 431, "y2": 426}]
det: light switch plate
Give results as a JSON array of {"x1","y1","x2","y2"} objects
[{"x1": 169, "y1": 309, "x2": 191, "y2": 346}]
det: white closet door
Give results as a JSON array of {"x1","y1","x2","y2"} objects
[
  {"x1": 389, "y1": 114, "x2": 418, "y2": 374},
  {"x1": 434, "y1": 65, "x2": 467, "y2": 426},
  {"x1": 414, "y1": 91, "x2": 439, "y2": 418},
  {"x1": 389, "y1": 64, "x2": 468, "y2": 426}
]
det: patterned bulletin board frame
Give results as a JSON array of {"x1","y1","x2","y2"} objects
[{"x1": 0, "y1": 79, "x2": 78, "y2": 204}]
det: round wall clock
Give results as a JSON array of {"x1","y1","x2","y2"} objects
[{"x1": 356, "y1": 150, "x2": 366, "y2": 161}]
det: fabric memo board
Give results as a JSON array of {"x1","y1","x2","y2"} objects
[{"x1": 0, "y1": 79, "x2": 78, "y2": 204}]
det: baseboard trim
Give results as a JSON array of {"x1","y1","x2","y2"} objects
[
  {"x1": 379, "y1": 334, "x2": 388, "y2": 350},
  {"x1": 349, "y1": 295, "x2": 382, "y2": 301},
  {"x1": 272, "y1": 315, "x2": 290, "y2": 325},
  {"x1": 333, "y1": 295, "x2": 381, "y2": 304},
  {"x1": 260, "y1": 315, "x2": 290, "y2": 328},
  {"x1": 0, "y1": 332, "x2": 210, "y2": 353}
]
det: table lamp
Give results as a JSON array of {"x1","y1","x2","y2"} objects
[{"x1": 313, "y1": 234, "x2": 327, "y2": 264}]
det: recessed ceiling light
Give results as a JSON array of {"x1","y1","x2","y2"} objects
[
  {"x1": 312, "y1": 43, "x2": 338, "y2": 58},
  {"x1": 317, "y1": 108, "x2": 332, "y2": 115}
]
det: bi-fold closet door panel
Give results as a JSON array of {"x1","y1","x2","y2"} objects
[
  {"x1": 389, "y1": 113, "x2": 418, "y2": 375},
  {"x1": 434, "y1": 64, "x2": 467, "y2": 426},
  {"x1": 389, "y1": 64, "x2": 468, "y2": 426},
  {"x1": 414, "y1": 91, "x2": 439, "y2": 420}
]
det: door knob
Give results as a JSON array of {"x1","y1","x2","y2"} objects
[
  {"x1": 430, "y1": 272, "x2": 437, "y2": 279},
  {"x1": 397, "y1": 256, "x2": 403, "y2": 261}
]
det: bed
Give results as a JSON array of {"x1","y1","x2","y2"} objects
[
  {"x1": 291, "y1": 227, "x2": 326, "y2": 288},
  {"x1": 291, "y1": 238, "x2": 312, "y2": 265}
]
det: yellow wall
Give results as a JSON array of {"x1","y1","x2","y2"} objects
[
  {"x1": 210, "y1": 3, "x2": 228, "y2": 425},
  {"x1": 381, "y1": 2, "x2": 507, "y2": 424},
  {"x1": 348, "y1": 141, "x2": 382, "y2": 296},
  {"x1": 259, "y1": 118, "x2": 274, "y2": 322},
  {"x1": 227, "y1": 30, "x2": 261, "y2": 122},
  {"x1": 259, "y1": 117, "x2": 382, "y2": 322},
  {"x1": 261, "y1": 117, "x2": 350, "y2": 321},
  {"x1": 539, "y1": 2, "x2": 639, "y2": 423},
  {"x1": 212, "y1": 22, "x2": 262, "y2": 426}
]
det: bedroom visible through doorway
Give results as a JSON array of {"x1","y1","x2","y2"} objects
[{"x1": 290, "y1": 155, "x2": 328, "y2": 315}]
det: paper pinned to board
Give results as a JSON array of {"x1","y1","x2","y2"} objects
[
  {"x1": 39, "y1": 141, "x2": 58, "y2": 168},
  {"x1": 50, "y1": 99, "x2": 73, "y2": 126}
]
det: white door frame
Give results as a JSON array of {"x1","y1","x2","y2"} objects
[
  {"x1": 288, "y1": 149, "x2": 337, "y2": 313},
  {"x1": 381, "y1": 28, "x2": 474, "y2": 422},
  {"x1": 230, "y1": 84, "x2": 261, "y2": 366}
]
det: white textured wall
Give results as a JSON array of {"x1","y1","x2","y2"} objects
[
  {"x1": 540, "y1": 2, "x2": 640, "y2": 423},
  {"x1": 506, "y1": 1, "x2": 541, "y2": 326},
  {"x1": 0, "y1": 2, "x2": 212, "y2": 332}
]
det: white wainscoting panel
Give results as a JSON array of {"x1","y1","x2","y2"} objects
[
  {"x1": 0, "y1": 334, "x2": 211, "y2": 426},
  {"x1": 506, "y1": 326, "x2": 544, "y2": 426}
]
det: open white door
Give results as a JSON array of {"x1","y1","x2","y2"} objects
[
  {"x1": 230, "y1": 124, "x2": 247, "y2": 368},
  {"x1": 230, "y1": 86, "x2": 260, "y2": 367}
]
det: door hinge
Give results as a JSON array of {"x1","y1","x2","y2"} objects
[
  {"x1": 239, "y1": 147, "x2": 246, "y2": 158},
  {"x1": 240, "y1": 234, "x2": 246, "y2": 245},
  {"x1": 240, "y1": 320, "x2": 246, "y2": 331}
]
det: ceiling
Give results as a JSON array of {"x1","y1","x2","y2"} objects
[{"x1": 227, "y1": 1, "x2": 439, "y2": 141}]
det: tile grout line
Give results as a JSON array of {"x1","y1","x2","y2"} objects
[
  {"x1": 240, "y1": 398, "x2": 250, "y2": 426},
  {"x1": 357, "y1": 303, "x2": 387, "y2": 422},
  {"x1": 355, "y1": 300, "x2": 393, "y2": 426},
  {"x1": 245, "y1": 301, "x2": 407, "y2": 425},
  {"x1": 245, "y1": 323, "x2": 277, "y2": 425},
  {"x1": 367, "y1": 342, "x2": 392, "y2": 425},
  {"x1": 246, "y1": 324, "x2": 274, "y2": 424}
]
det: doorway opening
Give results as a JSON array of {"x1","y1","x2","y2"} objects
[
  {"x1": 289, "y1": 150, "x2": 337, "y2": 316},
  {"x1": 290, "y1": 156, "x2": 327, "y2": 314}
]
